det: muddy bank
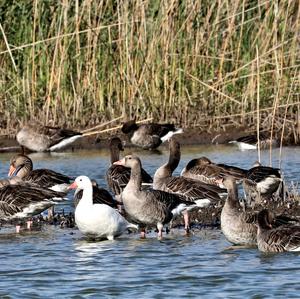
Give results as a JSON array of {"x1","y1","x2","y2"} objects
[{"x1": 0, "y1": 126, "x2": 290, "y2": 153}]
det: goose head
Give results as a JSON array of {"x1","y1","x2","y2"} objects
[
  {"x1": 110, "y1": 137, "x2": 124, "y2": 152},
  {"x1": 257, "y1": 209, "x2": 274, "y2": 230},
  {"x1": 8, "y1": 154, "x2": 33, "y2": 177},
  {"x1": 113, "y1": 155, "x2": 141, "y2": 169},
  {"x1": 121, "y1": 120, "x2": 138, "y2": 134},
  {"x1": 69, "y1": 176, "x2": 92, "y2": 191}
]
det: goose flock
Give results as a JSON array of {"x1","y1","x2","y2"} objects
[{"x1": 0, "y1": 121, "x2": 299, "y2": 254}]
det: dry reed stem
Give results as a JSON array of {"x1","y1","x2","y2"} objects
[{"x1": 82, "y1": 117, "x2": 153, "y2": 137}]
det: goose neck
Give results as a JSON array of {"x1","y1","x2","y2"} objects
[
  {"x1": 16, "y1": 160, "x2": 33, "y2": 178},
  {"x1": 127, "y1": 163, "x2": 142, "y2": 190},
  {"x1": 110, "y1": 146, "x2": 120, "y2": 164}
]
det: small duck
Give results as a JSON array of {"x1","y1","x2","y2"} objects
[
  {"x1": 69, "y1": 176, "x2": 137, "y2": 240},
  {"x1": 16, "y1": 123, "x2": 82, "y2": 152},
  {"x1": 181, "y1": 157, "x2": 247, "y2": 187},
  {"x1": 121, "y1": 119, "x2": 183, "y2": 150},
  {"x1": 257, "y1": 209, "x2": 300, "y2": 253}
]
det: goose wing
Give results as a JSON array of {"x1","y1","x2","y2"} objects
[
  {"x1": 106, "y1": 165, "x2": 131, "y2": 195},
  {"x1": 162, "y1": 177, "x2": 221, "y2": 201},
  {"x1": 25, "y1": 169, "x2": 72, "y2": 187},
  {"x1": 265, "y1": 226, "x2": 300, "y2": 251},
  {"x1": 0, "y1": 185, "x2": 66, "y2": 220},
  {"x1": 246, "y1": 166, "x2": 281, "y2": 183},
  {"x1": 74, "y1": 186, "x2": 117, "y2": 208}
]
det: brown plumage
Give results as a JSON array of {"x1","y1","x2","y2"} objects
[
  {"x1": 106, "y1": 137, "x2": 152, "y2": 196},
  {"x1": 153, "y1": 139, "x2": 225, "y2": 203},
  {"x1": 16, "y1": 123, "x2": 82, "y2": 152},
  {"x1": 257, "y1": 209, "x2": 300, "y2": 253},
  {"x1": 8, "y1": 154, "x2": 72, "y2": 192},
  {"x1": 121, "y1": 119, "x2": 182, "y2": 150},
  {"x1": 114, "y1": 155, "x2": 196, "y2": 238},
  {"x1": 0, "y1": 184, "x2": 67, "y2": 221},
  {"x1": 181, "y1": 157, "x2": 247, "y2": 187}
]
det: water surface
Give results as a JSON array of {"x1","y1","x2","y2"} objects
[{"x1": 0, "y1": 145, "x2": 299, "y2": 298}]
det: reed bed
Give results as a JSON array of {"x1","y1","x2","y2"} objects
[{"x1": 0, "y1": 0, "x2": 299, "y2": 140}]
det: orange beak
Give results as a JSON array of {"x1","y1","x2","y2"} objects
[
  {"x1": 8, "y1": 165, "x2": 16, "y2": 177},
  {"x1": 113, "y1": 159, "x2": 124, "y2": 166},
  {"x1": 68, "y1": 182, "x2": 78, "y2": 190}
]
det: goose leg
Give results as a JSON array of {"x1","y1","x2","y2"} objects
[
  {"x1": 182, "y1": 211, "x2": 190, "y2": 234},
  {"x1": 16, "y1": 224, "x2": 21, "y2": 233},
  {"x1": 27, "y1": 219, "x2": 33, "y2": 230},
  {"x1": 140, "y1": 227, "x2": 147, "y2": 239},
  {"x1": 48, "y1": 206, "x2": 55, "y2": 220},
  {"x1": 157, "y1": 223, "x2": 163, "y2": 239}
]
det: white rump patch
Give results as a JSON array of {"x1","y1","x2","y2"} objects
[
  {"x1": 160, "y1": 128, "x2": 183, "y2": 143},
  {"x1": 50, "y1": 135, "x2": 82, "y2": 151}
]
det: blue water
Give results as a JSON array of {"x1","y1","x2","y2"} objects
[{"x1": 0, "y1": 145, "x2": 299, "y2": 298}]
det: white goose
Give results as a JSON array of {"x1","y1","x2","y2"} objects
[{"x1": 69, "y1": 176, "x2": 137, "y2": 240}]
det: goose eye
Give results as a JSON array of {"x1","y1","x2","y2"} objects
[{"x1": 128, "y1": 157, "x2": 132, "y2": 159}]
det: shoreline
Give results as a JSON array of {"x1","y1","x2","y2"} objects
[{"x1": 0, "y1": 126, "x2": 294, "y2": 153}]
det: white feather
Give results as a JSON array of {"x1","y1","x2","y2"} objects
[
  {"x1": 160, "y1": 128, "x2": 183, "y2": 143},
  {"x1": 49, "y1": 135, "x2": 82, "y2": 151},
  {"x1": 257, "y1": 176, "x2": 282, "y2": 194}
]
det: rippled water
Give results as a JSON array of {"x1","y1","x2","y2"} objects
[{"x1": 0, "y1": 145, "x2": 300, "y2": 298}]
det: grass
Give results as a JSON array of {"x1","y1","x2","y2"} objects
[{"x1": 0, "y1": 0, "x2": 299, "y2": 140}]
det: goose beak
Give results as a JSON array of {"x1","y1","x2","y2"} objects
[
  {"x1": 8, "y1": 165, "x2": 16, "y2": 177},
  {"x1": 68, "y1": 182, "x2": 78, "y2": 190},
  {"x1": 113, "y1": 159, "x2": 125, "y2": 166}
]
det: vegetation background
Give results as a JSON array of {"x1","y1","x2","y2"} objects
[{"x1": 0, "y1": 0, "x2": 299, "y2": 140}]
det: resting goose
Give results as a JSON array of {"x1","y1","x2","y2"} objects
[
  {"x1": 181, "y1": 157, "x2": 247, "y2": 187},
  {"x1": 74, "y1": 179, "x2": 118, "y2": 209},
  {"x1": 114, "y1": 155, "x2": 196, "y2": 238},
  {"x1": 229, "y1": 132, "x2": 277, "y2": 151},
  {"x1": 121, "y1": 120, "x2": 183, "y2": 150},
  {"x1": 221, "y1": 177, "x2": 258, "y2": 246},
  {"x1": 220, "y1": 178, "x2": 293, "y2": 246},
  {"x1": 0, "y1": 184, "x2": 67, "y2": 232},
  {"x1": 69, "y1": 176, "x2": 137, "y2": 240},
  {"x1": 8, "y1": 154, "x2": 72, "y2": 192},
  {"x1": 243, "y1": 163, "x2": 283, "y2": 207},
  {"x1": 16, "y1": 123, "x2": 82, "y2": 152},
  {"x1": 106, "y1": 137, "x2": 153, "y2": 197},
  {"x1": 257, "y1": 209, "x2": 300, "y2": 253}
]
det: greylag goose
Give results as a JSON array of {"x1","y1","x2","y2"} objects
[
  {"x1": 106, "y1": 137, "x2": 153, "y2": 197},
  {"x1": 220, "y1": 178, "x2": 293, "y2": 246},
  {"x1": 0, "y1": 184, "x2": 67, "y2": 232},
  {"x1": 16, "y1": 123, "x2": 82, "y2": 152},
  {"x1": 257, "y1": 209, "x2": 300, "y2": 252},
  {"x1": 229, "y1": 132, "x2": 277, "y2": 151},
  {"x1": 74, "y1": 179, "x2": 118, "y2": 209},
  {"x1": 121, "y1": 119, "x2": 183, "y2": 150},
  {"x1": 243, "y1": 163, "x2": 283, "y2": 206},
  {"x1": 153, "y1": 139, "x2": 224, "y2": 205},
  {"x1": 114, "y1": 155, "x2": 196, "y2": 238},
  {"x1": 69, "y1": 176, "x2": 137, "y2": 240},
  {"x1": 181, "y1": 157, "x2": 247, "y2": 187},
  {"x1": 221, "y1": 177, "x2": 257, "y2": 246},
  {"x1": 8, "y1": 154, "x2": 72, "y2": 192}
]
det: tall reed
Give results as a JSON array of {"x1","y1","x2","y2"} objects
[{"x1": 0, "y1": 0, "x2": 299, "y2": 139}]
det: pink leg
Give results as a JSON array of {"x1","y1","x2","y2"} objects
[
  {"x1": 140, "y1": 228, "x2": 146, "y2": 239},
  {"x1": 157, "y1": 223, "x2": 163, "y2": 239},
  {"x1": 183, "y1": 211, "x2": 190, "y2": 235},
  {"x1": 27, "y1": 219, "x2": 33, "y2": 230},
  {"x1": 16, "y1": 224, "x2": 21, "y2": 233}
]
